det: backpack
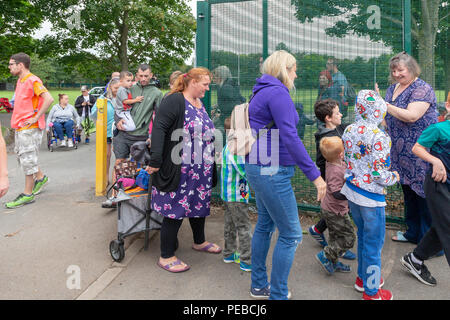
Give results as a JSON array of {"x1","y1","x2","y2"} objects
[{"x1": 227, "y1": 93, "x2": 274, "y2": 156}]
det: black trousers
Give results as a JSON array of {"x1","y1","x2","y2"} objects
[
  {"x1": 160, "y1": 217, "x2": 206, "y2": 259},
  {"x1": 402, "y1": 183, "x2": 431, "y2": 244},
  {"x1": 414, "y1": 174, "x2": 450, "y2": 266}
]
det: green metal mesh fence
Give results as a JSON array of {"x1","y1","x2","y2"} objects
[{"x1": 197, "y1": 0, "x2": 449, "y2": 224}]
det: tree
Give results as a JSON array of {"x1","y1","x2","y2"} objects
[
  {"x1": 291, "y1": 0, "x2": 448, "y2": 92},
  {"x1": 38, "y1": 0, "x2": 196, "y2": 77},
  {"x1": 29, "y1": 55, "x2": 99, "y2": 88},
  {"x1": 0, "y1": 0, "x2": 43, "y2": 80}
]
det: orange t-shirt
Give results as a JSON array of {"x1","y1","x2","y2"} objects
[{"x1": 11, "y1": 73, "x2": 48, "y2": 131}]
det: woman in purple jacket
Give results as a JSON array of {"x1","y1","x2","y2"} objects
[{"x1": 245, "y1": 50, "x2": 326, "y2": 300}]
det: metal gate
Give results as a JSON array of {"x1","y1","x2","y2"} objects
[{"x1": 195, "y1": 0, "x2": 449, "y2": 224}]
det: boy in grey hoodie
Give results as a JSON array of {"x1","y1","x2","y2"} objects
[{"x1": 341, "y1": 90, "x2": 399, "y2": 300}]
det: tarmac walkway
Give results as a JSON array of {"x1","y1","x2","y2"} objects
[{"x1": 0, "y1": 123, "x2": 448, "y2": 300}]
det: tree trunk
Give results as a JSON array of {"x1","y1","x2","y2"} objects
[
  {"x1": 416, "y1": 0, "x2": 440, "y2": 88},
  {"x1": 417, "y1": 38, "x2": 435, "y2": 88},
  {"x1": 118, "y1": 11, "x2": 129, "y2": 72}
]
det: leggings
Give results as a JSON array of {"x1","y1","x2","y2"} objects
[{"x1": 160, "y1": 217, "x2": 206, "y2": 258}]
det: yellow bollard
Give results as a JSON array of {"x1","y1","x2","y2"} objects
[{"x1": 95, "y1": 98, "x2": 107, "y2": 196}]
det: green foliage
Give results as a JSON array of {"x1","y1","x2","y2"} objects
[
  {"x1": 36, "y1": 0, "x2": 196, "y2": 79},
  {"x1": 290, "y1": 0, "x2": 448, "y2": 90},
  {"x1": 29, "y1": 55, "x2": 104, "y2": 87},
  {"x1": 0, "y1": 0, "x2": 43, "y2": 79}
]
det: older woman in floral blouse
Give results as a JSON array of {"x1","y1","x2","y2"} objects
[{"x1": 378, "y1": 52, "x2": 437, "y2": 244}]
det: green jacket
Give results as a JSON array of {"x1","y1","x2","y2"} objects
[{"x1": 129, "y1": 82, "x2": 163, "y2": 137}]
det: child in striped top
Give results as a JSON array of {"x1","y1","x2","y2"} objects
[{"x1": 221, "y1": 117, "x2": 252, "y2": 272}]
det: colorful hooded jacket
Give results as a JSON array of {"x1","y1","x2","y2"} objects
[{"x1": 342, "y1": 90, "x2": 399, "y2": 201}]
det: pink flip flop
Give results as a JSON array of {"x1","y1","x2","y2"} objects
[
  {"x1": 192, "y1": 242, "x2": 222, "y2": 254},
  {"x1": 157, "y1": 259, "x2": 190, "y2": 273}
]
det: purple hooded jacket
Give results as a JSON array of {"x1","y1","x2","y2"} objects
[{"x1": 246, "y1": 74, "x2": 320, "y2": 182}]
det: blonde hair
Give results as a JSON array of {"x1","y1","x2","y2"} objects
[
  {"x1": 319, "y1": 136, "x2": 344, "y2": 162},
  {"x1": 169, "y1": 67, "x2": 212, "y2": 94},
  {"x1": 389, "y1": 52, "x2": 421, "y2": 84},
  {"x1": 261, "y1": 50, "x2": 296, "y2": 89},
  {"x1": 169, "y1": 70, "x2": 183, "y2": 86},
  {"x1": 106, "y1": 79, "x2": 120, "y2": 99}
]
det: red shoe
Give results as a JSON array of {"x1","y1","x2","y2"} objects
[
  {"x1": 363, "y1": 289, "x2": 393, "y2": 300},
  {"x1": 354, "y1": 276, "x2": 384, "y2": 292}
]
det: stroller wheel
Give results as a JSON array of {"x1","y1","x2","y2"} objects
[{"x1": 110, "y1": 240, "x2": 125, "y2": 262}]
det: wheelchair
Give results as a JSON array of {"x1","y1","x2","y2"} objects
[{"x1": 46, "y1": 122, "x2": 79, "y2": 152}]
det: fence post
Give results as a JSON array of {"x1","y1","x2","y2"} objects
[
  {"x1": 196, "y1": 1, "x2": 211, "y2": 112},
  {"x1": 262, "y1": 0, "x2": 268, "y2": 60},
  {"x1": 95, "y1": 98, "x2": 107, "y2": 196},
  {"x1": 403, "y1": 0, "x2": 412, "y2": 54}
]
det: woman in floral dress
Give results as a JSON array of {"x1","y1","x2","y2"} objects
[{"x1": 148, "y1": 68, "x2": 221, "y2": 273}]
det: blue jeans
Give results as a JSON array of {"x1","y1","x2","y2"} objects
[
  {"x1": 245, "y1": 164, "x2": 302, "y2": 300},
  {"x1": 53, "y1": 120, "x2": 74, "y2": 140},
  {"x1": 348, "y1": 201, "x2": 385, "y2": 296}
]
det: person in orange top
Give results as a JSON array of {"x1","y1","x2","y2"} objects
[{"x1": 5, "y1": 53, "x2": 54, "y2": 209}]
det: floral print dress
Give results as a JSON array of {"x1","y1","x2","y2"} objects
[
  {"x1": 385, "y1": 78, "x2": 437, "y2": 198},
  {"x1": 152, "y1": 99, "x2": 215, "y2": 219}
]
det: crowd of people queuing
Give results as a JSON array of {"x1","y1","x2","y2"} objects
[{"x1": 1, "y1": 50, "x2": 448, "y2": 300}]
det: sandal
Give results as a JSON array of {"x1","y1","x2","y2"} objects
[
  {"x1": 157, "y1": 258, "x2": 190, "y2": 273},
  {"x1": 392, "y1": 231, "x2": 409, "y2": 242},
  {"x1": 192, "y1": 242, "x2": 222, "y2": 254}
]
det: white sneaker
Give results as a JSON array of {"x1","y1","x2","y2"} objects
[
  {"x1": 60, "y1": 140, "x2": 67, "y2": 147},
  {"x1": 68, "y1": 140, "x2": 74, "y2": 148},
  {"x1": 101, "y1": 197, "x2": 117, "y2": 208}
]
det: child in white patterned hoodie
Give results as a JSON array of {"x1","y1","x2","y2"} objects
[{"x1": 341, "y1": 89, "x2": 399, "y2": 300}]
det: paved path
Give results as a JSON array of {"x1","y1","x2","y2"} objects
[{"x1": 0, "y1": 125, "x2": 448, "y2": 300}]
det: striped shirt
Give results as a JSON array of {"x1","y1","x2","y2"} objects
[{"x1": 220, "y1": 145, "x2": 250, "y2": 203}]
